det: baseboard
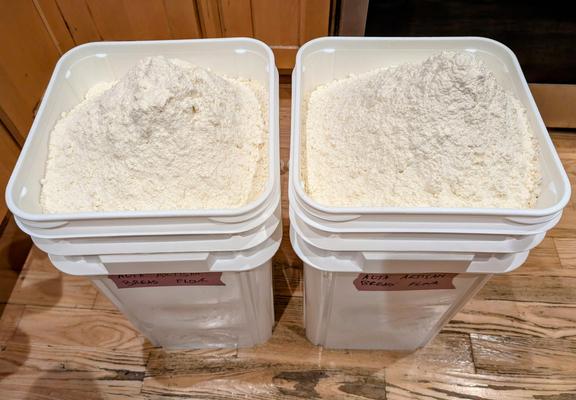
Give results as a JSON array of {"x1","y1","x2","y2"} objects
[{"x1": 529, "y1": 84, "x2": 576, "y2": 129}]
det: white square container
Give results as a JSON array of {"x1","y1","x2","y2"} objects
[
  {"x1": 92, "y1": 264, "x2": 274, "y2": 349},
  {"x1": 304, "y1": 264, "x2": 489, "y2": 350},
  {"x1": 91, "y1": 263, "x2": 274, "y2": 349},
  {"x1": 51, "y1": 226, "x2": 281, "y2": 349},
  {"x1": 290, "y1": 37, "x2": 571, "y2": 351},
  {"x1": 290, "y1": 37, "x2": 571, "y2": 234},
  {"x1": 7, "y1": 38, "x2": 280, "y2": 237},
  {"x1": 6, "y1": 38, "x2": 282, "y2": 349},
  {"x1": 292, "y1": 228, "x2": 527, "y2": 350}
]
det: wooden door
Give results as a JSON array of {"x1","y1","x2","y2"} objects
[
  {"x1": 200, "y1": 0, "x2": 331, "y2": 71},
  {"x1": 0, "y1": 123, "x2": 20, "y2": 223}
]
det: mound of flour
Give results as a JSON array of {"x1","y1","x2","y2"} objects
[
  {"x1": 303, "y1": 51, "x2": 541, "y2": 209},
  {"x1": 41, "y1": 56, "x2": 267, "y2": 213}
]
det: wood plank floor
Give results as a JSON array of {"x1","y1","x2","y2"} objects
[{"x1": 1, "y1": 85, "x2": 575, "y2": 399}]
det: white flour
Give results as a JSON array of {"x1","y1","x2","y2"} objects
[
  {"x1": 41, "y1": 56, "x2": 267, "y2": 213},
  {"x1": 304, "y1": 51, "x2": 541, "y2": 208}
]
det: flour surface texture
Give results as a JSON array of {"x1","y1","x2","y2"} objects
[
  {"x1": 41, "y1": 56, "x2": 267, "y2": 213},
  {"x1": 304, "y1": 52, "x2": 541, "y2": 209}
]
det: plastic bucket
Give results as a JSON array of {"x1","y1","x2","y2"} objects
[
  {"x1": 51, "y1": 226, "x2": 281, "y2": 349},
  {"x1": 289, "y1": 37, "x2": 571, "y2": 233},
  {"x1": 290, "y1": 37, "x2": 571, "y2": 351},
  {"x1": 7, "y1": 38, "x2": 280, "y2": 237},
  {"x1": 292, "y1": 227, "x2": 526, "y2": 350},
  {"x1": 6, "y1": 38, "x2": 282, "y2": 349}
]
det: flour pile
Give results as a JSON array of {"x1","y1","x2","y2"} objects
[
  {"x1": 304, "y1": 51, "x2": 541, "y2": 208},
  {"x1": 41, "y1": 56, "x2": 267, "y2": 213}
]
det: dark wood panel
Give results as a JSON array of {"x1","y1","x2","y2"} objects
[
  {"x1": 366, "y1": 0, "x2": 576, "y2": 83},
  {"x1": 0, "y1": 0, "x2": 62, "y2": 143}
]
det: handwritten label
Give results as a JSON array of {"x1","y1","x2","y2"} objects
[
  {"x1": 353, "y1": 273, "x2": 457, "y2": 291},
  {"x1": 109, "y1": 272, "x2": 225, "y2": 289}
]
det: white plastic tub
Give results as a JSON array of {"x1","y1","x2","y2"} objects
[
  {"x1": 292, "y1": 228, "x2": 526, "y2": 350},
  {"x1": 6, "y1": 38, "x2": 280, "y2": 236},
  {"x1": 92, "y1": 262, "x2": 274, "y2": 349},
  {"x1": 290, "y1": 37, "x2": 571, "y2": 351},
  {"x1": 6, "y1": 38, "x2": 282, "y2": 349},
  {"x1": 290, "y1": 37, "x2": 571, "y2": 233},
  {"x1": 51, "y1": 226, "x2": 281, "y2": 349}
]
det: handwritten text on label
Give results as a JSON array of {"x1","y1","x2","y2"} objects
[
  {"x1": 353, "y1": 273, "x2": 457, "y2": 291},
  {"x1": 109, "y1": 272, "x2": 225, "y2": 289}
]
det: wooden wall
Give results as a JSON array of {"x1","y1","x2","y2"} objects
[{"x1": 0, "y1": 0, "x2": 331, "y2": 223}]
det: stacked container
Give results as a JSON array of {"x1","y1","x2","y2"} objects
[
  {"x1": 290, "y1": 37, "x2": 571, "y2": 350},
  {"x1": 7, "y1": 38, "x2": 281, "y2": 349}
]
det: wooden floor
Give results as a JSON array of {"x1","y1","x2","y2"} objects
[{"x1": 1, "y1": 85, "x2": 576, "y2": 399}]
